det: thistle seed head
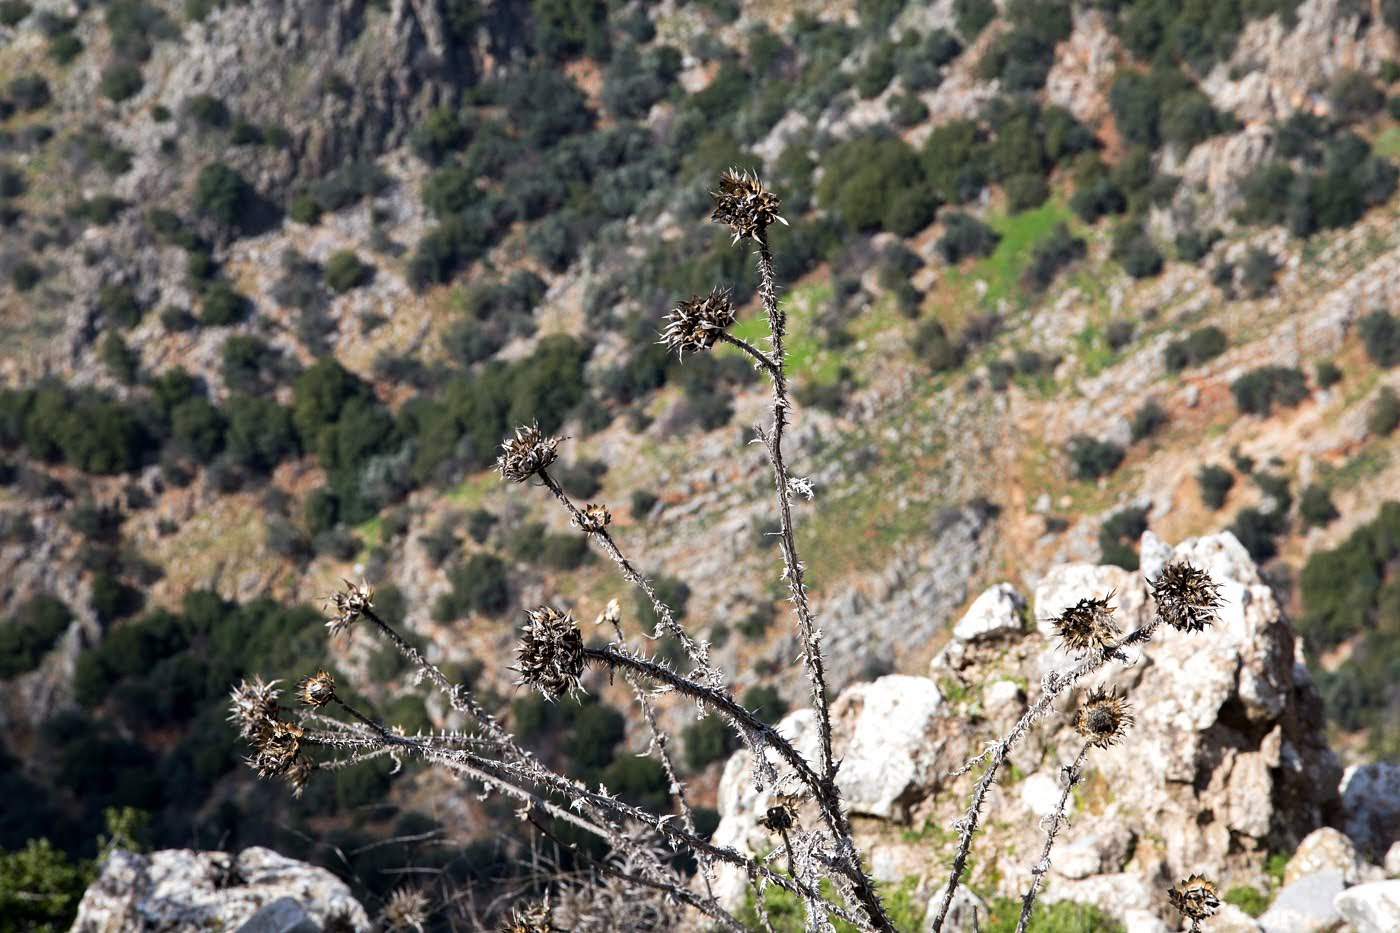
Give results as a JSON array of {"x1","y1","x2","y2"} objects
[
  {"x1": 758, "y1": 794, "x2": 801, "y2": 833},
  {"x1": 577, "y1": 502, "x2": 611, "y2": 532},
  {"x1": 382, "y1": 885, "x2": 431, "y2": 932},
  {"x1": 227, "y1": 676, "x2": 281, "y2": 740},
  {"x1": 251, "y1": 719, "x2": 303, "y2": 778},
  {"x1": 500, "y1": 901, "x2": 556, "y2": 933},
  {"x1": 285, "y1": 755, "x2": 316, "y2": 799},
  {"x1": 497, "y1": 423, "x2": 562, "y2": 483},
  {"x1": 1168, "y1": 874, "x2": 1220, "y2": 923},
  {"x1": 660, "y1": 287, "x2": 736, "y2": 357},
  {"x1": 711, "y1": 168, "x2": 785, "y2": 242},
  {"x1": 1150, "y1": 562, "x2": 1223, "y2": 633},
  {"x1": 325, "y1": 578, "x2": 374, "y2": 636},
  {"x1": 296, "y1": 670, "x2": 336, "y2": 708},
  {"x1": 1052, "y1": 596, "x2": 1120, "y2": 656},
  {"x1": 515, "y1": 606, "x2": 586, "y2": 700},
  {"x1": 1073, "y1": 687, "x2": 1135, "y2": 748}
]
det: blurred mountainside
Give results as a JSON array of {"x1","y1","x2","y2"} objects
[{"x1": 5, "y1": 0, "x2": 1400, "y2": 925}]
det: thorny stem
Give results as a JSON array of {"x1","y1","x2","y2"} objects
[
  {"x1": 750, "y1": 228, "x2": 889, "y2": 933},
  {"x1": 536, "y1": 470, "x2": 716, "y2": 683},
  {"x1": 1015, "y1": 743, "x2": 1091, "y2": 933},
  {"x1": 717, "y1": 330, "x2": 781, "y2": 380},
  {"x1": 931, "y1": 618, "x2": 1163, "y2": 931}
]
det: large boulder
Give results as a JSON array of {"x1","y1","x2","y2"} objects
[
  {"x1": 711, "y1": 533, "x2": 1344, "y2": 926},
  {"x1": 71, "y1": 846, "x2": 371, "y2": 932},
  {"x1": 1336, "y1": 881, "x2": 1400, "y2": 933}
]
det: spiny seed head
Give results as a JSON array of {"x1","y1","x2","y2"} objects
[
  {"x1": 711, "y1": 168, "x2": 786, "y2": 242},
  {"x1": 1168, "y1": 874, "x2": 1220, "y2": 922},
  {"x1": 497, "y1": 423, "x2": 562, "y2": 483},
  {"x1": 325, "y1": 579, "x2": 374, "y2": 636},
  {"x1": 251, "y1": 719, "x2": 303, "y2": 778},
  {"x1": 297, "y1": 670, "x2": 336, "y2": 708},
  {"x1": 1151, "y1": 562, "x2": 1223, "y2": 633},
  {"x1": 577, "y1": 502, "x2": 611, "y2": 532},
  {"x1": 758, "y1": 794, "x2": 801, "y2": 833},
  {"x1": 515, "y1": 606, "x2": 586, "y2": 700},
  {"x1": 382, "y1": 885, "x2": 431, "y2": 932},
  {"x1": 660, "y1": 287, "x2": 736, "y2": 357},
  {"x1": 1053, "y1": 595, "x2": 1120, "y2": 656},
  {"x1": 227, "y1": 676, "x2": 281, "y2": 740},
  {"x1": 1073, "y1": 687, "x2": 1135, "y2": 748},
  {"x1": 285, "y1": 755, "x2": 316, "y2": 799},
  {"x1": 500, "y1": 901, "x2": 556, "y2": 933}
]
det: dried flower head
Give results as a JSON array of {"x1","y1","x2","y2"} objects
[
  {"x1": 711, "y1": 168, "x2": 785, "y2": 242},
  {"x1": 251, "y1": 719, "x2": 304, "y2": 778},
  {"x1": 515, "y1": 606, "x2": 586, "y2": 699},
  {"x1": 285, "y1": 755, "x2": 316, "y2": 798},
  {"x1": 1052, "y1": 596, "x2": 1120, "y2": 656},
  {"x1": 1073, "y1": 687, "x2": 1135, "y2": 748},
  {"x1": 660, "y1": 287, "x2": 736, "y2": 357},
  {"x1": 758, "y1": 795, "x2": 800, "y2": 833},
  {"x1": 1168, "y1": 874, "x2": 1220, "y2": 925},
  {"x1": 325, "y1": 578, "x2": 374, "y2": 636},
  {"x1": 1151, "y1": 562, "x2": 1223, "y2": 633},
  {"x1": 297, "y1": 670, "x2": 336, "y2": 708},
  {"x1": 228, "y1": 676, "x2": 281, "y2": 740},
  {"x1": 497, "y1": 423, "x2": 562, "y2": 483},
  {"x1": 382, "y1": 885, "x2": 431, "y2": 932},
  {"x1": 577, "y1": 502, "x2": 611, "y2": 532},
  {"x1": 500, "y1": 901, "x2": 556, "y2": 933}
]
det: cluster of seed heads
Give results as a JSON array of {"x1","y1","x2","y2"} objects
[
  {"x1": 660, "y1": 287, "x2": 736, "y2": 357},
  {"x1": 710, "y1": 167, "x2": 786, "y2": 243},
  {"x1": 1151, "y1": 562, "x2": 1225, "y2": 633},
  {"x1": 297, "y1": 670, "x2": 336, "y2": 708},
  {"x1": 324, "y1": 578, "x2": 374, "y2": 636},
  {"x1": 515, "y1": 606, "x2": 586, "y2": 700},
  {"x1": 1168, "y1": 874, "x2": 1221, "y2": 926},
  {"x1": 227, "y1": 675, "x2": 281, "y2": 740},
  {"x1": 497, "y1": 423, "x2": 563, "y2": 483},
  {"x1": 1073, "y1": 687, "x2": 1135, "y2": 749},
  {"x1": 758, "y1": 799, "x2": 799, "y2": 833}
]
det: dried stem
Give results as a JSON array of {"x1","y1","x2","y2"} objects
[{"x1": 1015, "y1": 743, "x2": 1092, "y2": 933}]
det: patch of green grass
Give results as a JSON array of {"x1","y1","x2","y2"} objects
[
  {"x1": 982, "y1": 897, "x2": 1125, "y2": 932},
  {"x1": 945, "y1": 198, "x2": 1075, "y2": 313},
  {"x1": 1224, "y1": 885, "x2": 1270, "y2": 918},
  {"x1": 447, "y1": 471, "x2": 498, "y2": 507},
  {"x1": 725, "y1": 282, "x2": 843, "y2": 384},
  {"x1": 1372, "y1": 126, "x2": 1400, "y2": 161}
]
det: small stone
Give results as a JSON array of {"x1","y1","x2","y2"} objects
[
  {"x1": 1285, "y1": 827, "x2": 1362, "y2": 885},
  {"x1": 1385, "y1": 841, "x2": 1400, "y2": 877},
  {"x1": 1258, "y1": 871, "x2": 1345, "y2": 933}
]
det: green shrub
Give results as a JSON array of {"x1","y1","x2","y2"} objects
[
  {"x1": 1130, "y1": 400, "x2": 1167, "y2": 442},
  {"x1": 1197, "y1": 464, "x2": 1234, "y2": 509},
  {"x1": 911, "y1": 319, "x2": 963, "y2": 372},
  {"x1": 1164, "y1": 326, "x2": 1227, "y2": 372},
  {"x1": 0, "y1": 595, "x2": 73, "y2": 679},
  {"x1": 1099, "y1": 506, "x2": 1148, "y2": 570},
  {"x1": 921, "y1": 119, "x2": 985, "y2": 204},
  {"x1": 1315, "y1": 360, "x2": 1342, "y2": 388},
  {"x1": 99, "y1": 63, "x2": 144, "y2": 103},
  {"x1": 1230, "y1": 506, "x2": 1286, "y2": 561},
  {"x1": 1239, "y1": 246, "x2": 1278, "y2": 298},
  {"x1": 46, "y1": 32, "x2": 82, "y2": 64},
  {"x1": 193, "y1": 163, "x2": 254, "y2": 229},
  {"x1": 1299, "y1": 485, "x2": 1339, "y2": 530},
  {"x1": 953, "y1": 0, "x2": 996, "y2": 38},
  {"x1": 185, "y1": 93, "x2": 228, "y2": 128},
  {"x1": 98, "y1": 284, "x2": 143, "y2": 328},
  {"x1": 0, "y1": 838, "x2": 91, "y2": 931},
  {"x1": 11, "y1": 261, "x2": 41, "y2": 292},
  {"x1": 1368, "y1": 386, "x2": 1400, "y2": 436},
  {"x1": 817, "y1": 137, "x2": 937, "y2": 235},
  {"x1": 0, "y1": 0, "x2": 31, "y2": 26},
  {"x1": 1068, "y1": 435, "x2": 1124, "y2": 480},
  {"x1": 682, "y1": 715, "x2": 737, "y2": 771},
  {"x1": 1230, "y1": 366, "x2": 1308, "y2": 415},
  {"x1": 8, "y1": 74, "x2": 50, "y2": 111},
  {"x1": 1331, "y1": 69, "x2": 1384, "y2": 123},
  {"x1": 99, "y1": 333, "x2": 139, "y2": 385},
  {"x1": 631, "y1": 489, "x2": 658, "y2": 518},
  {"x1": 1111, "y1": 222, "x2": 1163, "y2": 278},
  {"x1": 223, "y1": 395, "x2": 299, "y2": 472},
  {"x1": 855, "y1": 40, "x2": 896, "y2": 98},
  {"x1": 199, "y1": 282, "x2": 250, "y2": 326},
  {"x1": 324, "y1": 250, "x2": 372, "y2": 293},
  {"x1": 937, "y1": 212, "x2": 999, "y2": 264},
  {"x1": 1022, "y1": 222, "x2": 1086, "y2": 291},
  {"x1": 1360, "y1": 309, "x2": 1400, "y2": 367},
  {"x1": 440, "y1": 553, "x2": 511, "y2": 618}
]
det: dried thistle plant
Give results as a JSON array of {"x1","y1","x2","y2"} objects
[{"x1": 232, "y1": 172, "x2": 1227, "y2": 933}]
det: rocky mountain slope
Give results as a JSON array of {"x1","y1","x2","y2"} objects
[{"x1": 4, "y1": 0, "x2": 1400, "y2": 926}]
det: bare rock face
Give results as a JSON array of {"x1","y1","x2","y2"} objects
[
  {"x1": 71, "y1": 846, "x2": 371, "y2": 932},
  {"x1": 712, "y1": 532, "x2": 1345, "y2": 925}
]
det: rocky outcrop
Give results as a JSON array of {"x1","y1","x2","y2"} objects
[
  {"x1": 71, "y1": 846, "x2": 371, "y2": 932},
  {"x1": 710, "y1": 532, "x2": 1366, "y2": 926}
]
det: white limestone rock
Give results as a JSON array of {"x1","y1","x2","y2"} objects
[
  {"x1": 1336, "y1": 880, "x2": 1400, "y2": 933},
  {"x1": 952, "y1": 583, "x2": 1026, "y2": 642}
]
